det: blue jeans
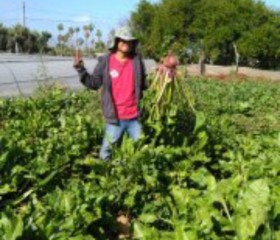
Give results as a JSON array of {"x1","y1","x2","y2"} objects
[{"x1": 99, "y1": 118, "x2": 142, "y2": 161}]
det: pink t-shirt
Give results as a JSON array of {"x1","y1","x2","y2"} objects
[{"x1": 109, "y1": 54, "x2": 138, "y2": 120}]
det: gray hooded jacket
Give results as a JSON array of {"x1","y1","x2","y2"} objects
[{"x1": 78, "y1": 54, "x2": 146, "y2": 124}]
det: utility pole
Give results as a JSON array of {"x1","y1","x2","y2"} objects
[{"x1": 23, "y1": 1, "x2": 26, "y2": 27}]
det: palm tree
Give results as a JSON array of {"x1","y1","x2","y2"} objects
[
  {"x1": 90, "y1": 39, "x2": 95, "y2": 50},
  {"x1": 39, "y1": 31, "x2": 52, "y2": 53},
  {"x1": 107, "y1": 28, "x2": 116, "y2": 48},
  {"x1": 57, "y1": 23, "x2": 64, "y2": 33},
  {"x1": 76, "y1": 37, "x2": 84, "y2": 48},
  {"x1": 88, "y1": 24, "x2": 94, "y2": 34},
  {"x1": 0, "y1": 24, "x2": 9, "y2": 51},
  {"x1": 96, "y1": 29, "x2": 102, "y2": 43},
  {"x1": 87, "y1": 24, "x2": 94, "y2": 54},
  {"x1": 9, "y1": 25, "x2": 27, "y2": 53},
  {"x1": 75, "y1": 27, "x2": 80, "y2": 48},
  {"x1": 68, "y1": 27, "x2": 75, "y2": 47},
  {"x1": 83, "y1": 25, "x2": 90, "y2": 53},
  {"x1": 57, "y1": 23, "x2": 64, "y2": 55},
  {"x1": 94, "y1": 29, "x2": 106, "y2": 53},
  {"x1": 57, "y1": 34, "x2": 64, "y2": 55}
]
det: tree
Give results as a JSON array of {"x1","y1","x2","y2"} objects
[
  {"x1": 95, "y1": 29, "x2": 105, "y2": 53},
  {"x1": 0, "y1": 23, "x2": 50, "y2": 54},
  {"x1": 83, "y1": 25, "x2": 89, "y2": 51},
  {"x1": 0, "y1": 24, "x2": 8, "y2": 51},
  {"x1": 95, "y1": 29, "x2": 102, "y2": 43},
  {"x1": 24, "y1": 31, "x2": 37, "y2": 53},
  {"x1": 130, "y1": 0, "x2": 157, "y2": 57},
  {"x1": 67, "y1": 27, "x2": 75, "y2": 47},
  {"x1": 107, "y1": 28, "x2": 116, "y2": 48},
  {"x1": 75, "y1": 27, "x2": 80, "y2": 48},
  {"x1": 88, "y1": 24, "x2": 94, "y2": 52},
  {"x1": 131, "y1": 0, "x2": 198, "y2": 60},
  {"x1": 238, "y1": 16, "x2": 280, "y2": 69},
  {"x1": 189, "y1": 0, "x2": 251, "y2": 65},
  {"x1": 57, "y1": 23, "x2": 64, "y2": 55},
  {"x1": 76, "y1": 37, "x2": 84, "y2": 49},
  {"x1": 7, "y1": 25, "x2": 29, "y2": 53},
  {"x1": 87, "y1": 24, "x2": 94, "y2": 36},
  {"x1": 130, "y1": 0, "x2": 280, "y2": 69},
  {"x1": 190, "y1": 0, "x2": 278, "y2": 67},
  {"x1": 57, "y1": 23, "x2": 64, "y2": 33},
  {"x1": 83, "y1": 24, "x2": 94, "y2": 54}
]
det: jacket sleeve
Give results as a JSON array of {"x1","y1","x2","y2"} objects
[
  {"x1": 78, "y1": 57, "x2": 105, "y2": 90},
  {"x1": 138, "y1": 57, "x2": 148, "y2": 91}
]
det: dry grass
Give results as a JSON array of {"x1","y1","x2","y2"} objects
[{"x1": 186, "y1": 64, "x2": 280, "y2": 82}]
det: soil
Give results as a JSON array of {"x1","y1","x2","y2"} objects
[{"x1": 117, "y1": 214, "x2": 131, "y2": 239}]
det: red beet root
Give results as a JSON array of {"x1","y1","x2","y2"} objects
[{"x1": 163, "y1": 54, "x2": 178, "y2": 68}]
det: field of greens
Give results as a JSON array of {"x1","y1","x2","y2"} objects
[{"x1": 0, "y1": 77, "x2": 279, "y2": 240}]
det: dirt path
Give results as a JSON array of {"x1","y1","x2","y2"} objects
[{"x1": 187, "y1": 64, "x2": 280, "y2": 81}]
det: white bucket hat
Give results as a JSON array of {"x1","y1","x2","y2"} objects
[{"x1": 108, "y1": 26, "x2": 138, "y2": 50}]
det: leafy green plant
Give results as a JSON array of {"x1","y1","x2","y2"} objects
[{"x1": 0, "y1": 78, "x2": 279, "y2": 239}]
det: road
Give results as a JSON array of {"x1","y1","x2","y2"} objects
[{"x1": 0, "y1": 53, "x2": 156, "y2": 97}]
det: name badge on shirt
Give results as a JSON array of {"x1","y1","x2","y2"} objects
[{"x1": 110, "y1": 69, "x2": 119, "y2": 79}]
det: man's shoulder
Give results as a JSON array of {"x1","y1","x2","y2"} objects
[
  {"x1": 132, "y1": 54, "x2": 144, "y2": 63},
  {"x1": 97, "y1": 53, "x2": 110, "y2": 63}
]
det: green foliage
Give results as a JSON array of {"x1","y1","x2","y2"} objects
[
  {"x1": 0, "y1": 23, "x2": 9, "y2": 50},
  {"x1": 0, "y1": 209, "x2": 23, "y2": 240},
  {"x1": 0, "y1": 78, "x2": 280, "y2": 239},
  {"x1": 130, "y1": 0, "x2": 157, "y2": 57},
  {"x1": 0, "y1": 21, "x2": 103, "y2": 56},
  {"x1": 1, "y1": 24, "x2": 52, "y2": 53},
  {"x1": 130, "y1": 0, "x2": 280, "y2": 69},
  {"x1": 131, "y1": 0, "x2": 197, "y2": 60},
  {"x1": 238, "y1": 16, "x2": 280, "y2": 69}
]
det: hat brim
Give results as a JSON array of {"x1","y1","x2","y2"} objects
[
  {"x1": 108, "y1": 37, "x2": 138, "y2": 50},
  {"x1": 117, "y1": 36, "x2": 137, "y2": 41}
]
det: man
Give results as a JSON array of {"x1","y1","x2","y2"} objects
[{"x1": 74, "y1": 26, "x2": 146, "y2": 161}]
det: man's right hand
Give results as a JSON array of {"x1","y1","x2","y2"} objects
[{"x1": 73, "y1": 58, "x2": 85, "y2": 71}]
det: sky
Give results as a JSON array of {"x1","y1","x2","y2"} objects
[{"x1": 0, "y1": 0, "x2": 279, "y2": 44}]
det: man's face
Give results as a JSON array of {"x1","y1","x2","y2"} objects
[{"x1": 117, "y1": 39, "x2": 133, "y2": 54}]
